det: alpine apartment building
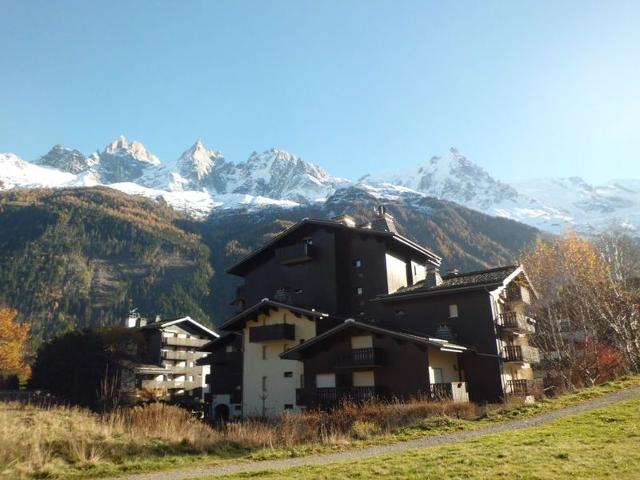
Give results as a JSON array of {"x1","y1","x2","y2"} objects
[
  {"x1": 121, "y1": 313, "x2": 219, "y2": 405},
  {"x1": 202, "y1": 207, "x2": 540, "y2": 419}
]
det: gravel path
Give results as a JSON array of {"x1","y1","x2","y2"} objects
[{"x1": 105, "y1": 386, "x2": 640, "y2": 480}]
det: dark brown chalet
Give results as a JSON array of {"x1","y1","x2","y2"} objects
[
  {"x1": 227, "y1": 208, "x2": 441, "y2": 320},
  {"x1": 202, "y1": 208, "x2": 540, "y2": 419}
]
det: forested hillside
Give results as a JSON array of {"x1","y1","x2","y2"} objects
[
  {"x1": 0, "y1": 188, "x2": 212, "y2": 342},
  {"x1": 0, "y1": 187, "x2": 541, "y2": 342}
]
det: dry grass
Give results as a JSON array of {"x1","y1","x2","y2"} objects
[{"x1": 0, "y1": 398, "x2": 474, "y2": 479}]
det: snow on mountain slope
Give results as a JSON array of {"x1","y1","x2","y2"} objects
[
  {"x1": 359, "y1": 148, "x2": 571, "y2": 233},
  {"x1": 224, "y1": 148, "x2": 350, "y2": 202},
  {"x1": 360, "y1": 148, "x2": 520, "y2": 209},
  {"x1": 37, "y1": 145, "x2": 97, "y2": 174},
  {"x1": 0, "y1": 153, "x2": 90, "y2": 190},
  {"x1": 1, "y1": 139, "x2": 638, "y2": 235},
  {"x1": 511, "y1": 177, "x2": 640, "y2": 235}
]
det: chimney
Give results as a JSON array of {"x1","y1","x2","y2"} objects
[
  {"x1": 371, "y1": 205, "x2": 398, "y2": 233},
  {"x1": 425, "y1": 263, "x2": 442, "y2": 288},
  {"x1": 332, "y1": 214, "x2": 356, "y2": 228}
]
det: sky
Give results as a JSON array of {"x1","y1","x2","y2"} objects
[{"x1": 1, "y1": 0, "x2": 639, "y2": 183}]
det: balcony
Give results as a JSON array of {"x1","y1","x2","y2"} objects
[
  {"x1": 275, "y1": 242, "x2": 314, "y2": 265},
  {"x1": 504, "y1": 285, "x2": 531, "y2": 304},
  {"x1": 249, "y1": 323, "x2": 295, "y2": 342},
  {"x1": 427, "y1": 382, "x2": 469, "y2": 402},
  {"x1": 502, "y1": 345, "x2": 541, "y2": 364},
  {"x1": 506, "y1": 379, "x2": 542, "y2": 396},
  {"x1": 335, "y1": 348, "x2": 384, "y2": 368},
  {"x1": 497, "y1": 312, "x2": 535, "y2": 334},
  {"x1": 164, "y1": 336, "x2": 210, "y2": 348},
  {"x1": 296, "y1": 386, "x2": 385, "y2": 407},
  {"x1": 162, "y1": 350, "x2": 189, "y2": 360},
  {"x1": 140, "y1": 379, "x2": 200, "y2": 390}
]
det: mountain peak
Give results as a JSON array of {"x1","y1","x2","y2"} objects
[
  {"x1": 103, "y1": 135, "x2": 160, "y2": 166},
  {"x1": 175, "y1": 140, "x2": 224, "y2": 181},
  {"x1": 37, "y1": 144, "x2": 94, "y2": 174}
]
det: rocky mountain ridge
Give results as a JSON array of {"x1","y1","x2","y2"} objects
[{"x1": 2, "y1": 136, "x2": 639, "y2": 235}]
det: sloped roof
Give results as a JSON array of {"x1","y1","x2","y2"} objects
[
  {"x1": 141, "y1": 316, "x2": 219, "y2": 339},
  {"x1": 376, "y1": 265, "x2": 521, "y2": 301},
  {"x1": 219, "y1": 299, "x2": 341, "y2": 331},
  {"x1": 227, "y1": 218, "x2": 441, "y2": 276},
  {"x1": 280, "y1": 319, "x2": 472, "y2": 360}
]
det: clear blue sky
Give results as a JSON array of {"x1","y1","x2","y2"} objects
[{"x1": 1, "y1": 0, "x2": 639, "y2": 182}]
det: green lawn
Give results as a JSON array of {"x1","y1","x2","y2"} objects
[{"x1": 218, "y1": 397, "x2": 640, "y2": 479}]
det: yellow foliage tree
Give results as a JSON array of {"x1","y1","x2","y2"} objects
[
  {"x1": 522, "y1": 230, "x2": 640, "y2": 387},
  {"x1": 0, "y1": 307, "x2": 30, "y2": 377}
]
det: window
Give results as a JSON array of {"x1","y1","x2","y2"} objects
[
  {"x1": 316, "y1": 373, "x2": 336, "y2": 388},
  {"x1": 225, "y1": 344, "x2": 235, "y2": 353},
  {"x1": 261, "y1": 376, "x2": 267, "y2": 392},
  {"x1": 356, "y1": 287, "x2": 364, "y2": 296},
  {"x1": 284, "y1": 371, "x2": 293, "y2": 378},
  {"x1": 352, "y1": 371, "x2": 375, "y2": 387},
  {"x1": 351, "y1": 335, "x2": 373, "y2": 349},
  {"x1": 262, "y1": 345, "x2": 267, "y2": 360},
  {"x1": 234, "y1": 405, "x2": 242, "y2": 411},
  {"x1": 284, "y1": 404, "x2": 294, "y2": 410},
  {"x1": 354, "y1": 259, "x2": 363, "y2": 268},
  {"x1": 449, "y1": 304, "x2": 459, "y2": 318},
  {"x1": 303, "y1": 237, "x2": 313, "y2": 245}
]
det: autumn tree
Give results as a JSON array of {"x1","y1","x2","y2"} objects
[
  {"x1": 0, "y1": 307, "x2": 30, "y2": 377},
  {"x1": 522, "y1": 231, "x2": 640, "y2": 389}
]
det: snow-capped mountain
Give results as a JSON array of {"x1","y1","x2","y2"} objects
[
  {"x1": 1, "y1": 138, "x2": 638, "y2": 235},
  {"x1": 223, "y1": 149, "x2": 349, "y2": 202},
  {"x1": 360, "y1": 148, "x2": 521, "y2": 209},
  {"x1": 358, "y1": 148, "x2": 572, "y2": 233},
  {"x1": 37, "y1": 145, "x2": 96, "y2": 174}
]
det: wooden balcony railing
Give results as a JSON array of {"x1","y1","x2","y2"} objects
[
  {"x1": 502, "y1": 345, "x2": 541, "y2": 364},
  {"x1": 249, "y1": 323, "x2": 295, "y2": 342},
  {"x1": 506, "y1": 379, "x2": 541, "y2": 396},
  {"x1": 296, "y1": 386, "x2": 384, "y2": 407},
  {"x1": 497, "y1": 312, "x2": 535, "y2": 334},
  {"x1": 428, "y1": 382, "x2": 453, "y2": 400},
  {"x1": 335, "y1": 348, "x2": 384, "y2": 368}
]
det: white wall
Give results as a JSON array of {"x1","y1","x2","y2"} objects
[
  {"x1": 427, "y1": 347, "x2": 460, "y2": 384},
  {"x1": 242, "y1": 308, "x2": 317, "y2": 417}
]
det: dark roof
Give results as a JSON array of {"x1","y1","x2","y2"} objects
[
  {"x1": 227, "y1": 218, "x2": 441, "y2": 276},
  {"x1": 219, "y1": 299, "x2": 340, "y2": 331},
  {"x1": 376, "y1": 265, "x2": 520, "y2": 301},
  {"x1": 280, "y1": 319, "x2": 472, "y2": 360}
]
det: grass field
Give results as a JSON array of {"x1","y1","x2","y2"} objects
[
  {"x1": 1, "y1": 376, "x2": 639, "y2": 479},
  {"x1": 216, "y1": 397, "x2": 640, "y2": 479}
]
